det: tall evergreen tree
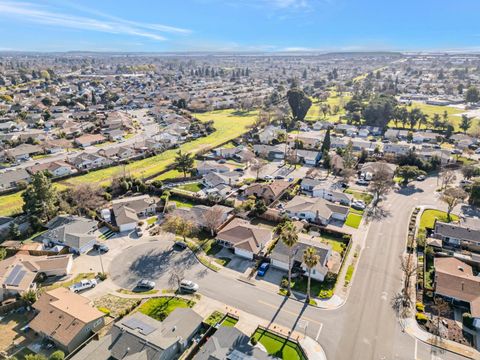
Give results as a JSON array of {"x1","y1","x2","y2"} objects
[
  {"x1": 22, "y1": 171, "x2": 59, "y2": 228},
  {"x1": 321, "y1": 129, "x2": 331, "y2": 153}
]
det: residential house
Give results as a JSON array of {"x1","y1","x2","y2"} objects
[
  {"x1": 243, "y1": 180, "x2": 290, "y2": 204},
  {"x1": 5, "y1": 143, "x2": 43, "y2": 161},
  {"x1": 301, "y1": 178, "x2": 324, "y2": 192},
  {"x1": 170, "y1": 204, "x2": 233, "y2": 232},
  {"x1": 285, "y1": 195, "x2": 350, "y2": 225},
  {"x1": 383, "y1": 143, "x2": 414, "y2": 157},
  {"x1": 216, "y1": 218, "x2": 273, "y2": 259},
  {"x1": 295, "y1": 149, "x2": 322, "y2": 166},
  {"x1": 288, "y1": 131, "x2": 324, "y2": 149},
  {"x1": 74, "y1": 134, "x2": 106, "y2": 148},
  {"x1": 202, "y1": 171, "x2": 240, "y2": 189},
  {"x1": 253, "y1": 144, "x2": 285, "y2": 160},
  {"x1": 312, "y1": 186, "x2": 352, "y2": 206},
  {"x1": 434, "y1": 257, "x2": 480, "y2": 327},
  {"x1": 112, "y1": 195, "x2": 156, "y2": 232},
  {"x1": 197, "y1": 160, "x2": 230, "y2": 175},
  {"x1": 69, "y1": 153, "x2": 111, "y2": 170},
  {"x1": 194, "y1": 326, "x2": 270, "y2": 360},
  {"x1": 360, "y1": 162, "x2": 397, "y2": 179},
  {"x1": 0, "y1": 168, "x2": 31, "y2": 190},
  {"x1": 98, "y1": 146, "x2": 136, "y2": 161},
  {"x1": 27, "y1": 161, "x2": 78, "y2": 178},
  {"x1": 271, "y1": 233, "x2": 332, "y2": 281},
  {"x1": 0, "y1": 253, "x2": 73, "y2": 300},
  {"x1": 72, "y1": 309, "x2": 203, "y2": 360},
  {"x1": 335, "y1": 124, "x2": 358, "y2": 137},
  {"x1": 258, "y1": 125, "x2": 285, "y2": 144},
  {"x1": 432, "y1": 220, "x2": 480, "y2": 252},
  {"x1": 29, "y1": 288, "x2": 105, "y2": 353},
  {"x1": 41, "y1": 215, "x2": 98, "y2": 254}
]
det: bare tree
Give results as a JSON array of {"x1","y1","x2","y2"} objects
[
  {"x1": 368, "y1": 163, "x2": 395, "y2": 207},
  {"x1": 440, "y1": 187, "x2": 467, "y2": 221},
  {"x1": 202, "y1": 206, "x2": 226, "y2": 236},
  {"x1": 440, "y1": 169, "x2": 456, "y2": 190},
  {"x1": 163, "y1": 215, "x2": 195, "y2": 241},
  {"x1": 400, "y1": 253, "x2": 418, "y2": 308},
  {"x1": 168, "y1": 263, "x2": 185, "y2": 290},
  {"x1": 431, "y1": 298, "x2": 450, "y2": 339},
  {"x1": 251, "y1": 158, "x2": 267, "y2": 180},
  {"x1": 64, "y1": 184, "x2": 105, "y2": 216}
]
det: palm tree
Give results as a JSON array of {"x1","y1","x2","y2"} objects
[
  {"x1": 303, "y1": 247, "x2": 320, "y2": 303},
  {"x1": 280, "y1": 221, "x2": 298, "y2": 295},
  {"x1": 173, "y1": 150, "x2": 195, "y2": 178}
]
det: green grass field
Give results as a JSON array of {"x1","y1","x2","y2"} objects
[
  {"x1": 176, "y1": 182, "x2": 204, "y2": 193},
  {"x1": 138, "y1": 296, "x2": 195, "y2": 321},
  {"x1": 305, "y1": 92, "x2": 352, "y2": 123},
  {"x1": 252, "y1": 328, "x2": 306, "y2": 360},
  {"x1": 345, "y1": 213, "x2": 362, "y2": 229},
  {"x1": 419, "y1": 209, "x2": 459, "y2": 230},
  {"x1": 0, "y1": 109, "x2": 257, "y2": 216}
]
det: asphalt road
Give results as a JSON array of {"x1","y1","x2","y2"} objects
[{"x1": 109, "y1": 176, "x2": 469, "y2": 360}]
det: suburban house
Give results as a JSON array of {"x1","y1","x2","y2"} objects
[
  {"x1": 216, "y1": 218, "x2": 273, "y2": 259},
  {"x1": 258, "y1": 125, "x2": 286, "y2": 144},
  {"x1": 432, "y1": 220, "x2": 480, "y2": 251},
  {"x1": 0, "y1": 168, "x2": 31, "y2": 190},
  {"x1": 194, "y1": 326, "x2": 270, "y2": 360},
  {"x1": 74, "y1": 133, "x2": 107, "y2": 148},
  {"x1": 29, "y1": 288, "x2": 105, "y2": 353},
  {"x1": 69, "y1": 153, "x2": 112, "y2": 170},
  {"x1": 243, "y1": 180, "x2": 290, "y2": 204},
  {"x1": 98, "y1": 146, "x2": 136, "y2": 161},
  {"x1": 41, "y1": 215, "x2": 98, "y2": 254},
  {"x1": 312, "y1": 186, "x2": 352, "y2": 206},
  {"x1": 5, "y1": 143, "x2": 43, "y2": 161},
  {"x1": 72, "y1": 309, "x2": 203, "y2": 360},
  {"x1": 27, "y1": 161, "x2": 78, "y2": 178},
  {"x1": 301, "y1": 178, "x2": 324, "y2": 192},
  {"x1": 197, "y1": 160, "x2": 230, "y2": 175},
  {"x1": 202, "y1": 171, "x2": 240, "y2": 189},
  {"x1": 285, "y1": 195, "x2": 350, "y2": 225},
  {"x1": 170, "y1": 204, "x2": 233, "y2": 232},
  {"x1": 0, "y1": 253, "x2": 73, "y2": 301},
  {"x1": 270, "y1": 233, "x2": 332, "y2": 281},
  {"x1": 434, "y1": 257, "x2": 480, "y2": 328},
  {"x1": 383, "y1": 143, "x2": 414, "y2": 157},
  {"x1": 295, "y1": 149, "x2": 322, "y2": 166},
  {"x1": 112, "y1": 195, "x2": 156, "y2": 232},
  {"x1": 360, "y1": 162, "x2": 397, "y2": 179},
  {"x1": 253, "y1": 144, "x2": 285, "y2": 160}
]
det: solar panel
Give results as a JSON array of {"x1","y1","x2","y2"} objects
[
  {"x1": 5, "y1": 265, "x2": 22, "y2": 286},
  {"x1": 123, "y1": 317, "x2": 156, "y2": 336},
  {"x1": 11, "y1": 270, "x2": 26, "y2": 286}
]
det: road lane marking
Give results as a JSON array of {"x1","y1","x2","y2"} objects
[
  {"x1": 381, "y1": 291, "x2": 388, "y2": 301},
  {"x1": 315, "y1": 323, "x2": 323, "y2": 341},
  {"x1": 414, "y1": 339, "x2": 418, "y2": 359},
  {"x1": 257, "y1": 300, "x2": 322, "y2": 326}
]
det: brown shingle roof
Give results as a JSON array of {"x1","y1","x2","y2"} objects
[{"x1": 216, "y1": 218, "x2": 272, "y2": 254}]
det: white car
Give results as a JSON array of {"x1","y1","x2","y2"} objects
[
  {"x1": 264, "y1": 175, "x2": 274, "y2": 181},
  {"x1": 69, "y1": 279, "x2": 97, "y2": 293},
  {"x1": 180, "y1": 280, "x2": 199, "y2": 293},
  {"x1": 351, "y1": 200, "x2": 366, "y2": 210},
  {"x1": 356, "y1": 179, "x2": 369, "y2": 186}
]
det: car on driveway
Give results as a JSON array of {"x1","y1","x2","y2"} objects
[
  {"x1": 69, "y1": 279, "x2": 97, "y2": 293},
  {"x1": 137, "y1": 279, "x2": 155, "y2": 290},
  {"x1": 356, "y1": 179, "x2": 369, "y2": 186},
  {"x1": 264, "y1": 175, "x2": 274, "y2": 181},
  {"x1": 416, "y1": 174, "x2": 426, "y2": 181},
  {"x1": 180, "y1": 279, "x2": 199, "y2": 293},
  {"x1": 173, "y1": 241, "x2": 188, "y2": 250},
  {"x1": 93, "y1": 243, "x2": 109, "y2": 253},
  {"x1": 351, "y1": 201, "x2": 366, "y2": 210},
  {"x1": 257, "y1": 262, "x2": 270, "y2": 277}
]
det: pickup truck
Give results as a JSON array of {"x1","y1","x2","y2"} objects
[{"x1": 69, "y1": 279, "x2": 97, "y2": 293}]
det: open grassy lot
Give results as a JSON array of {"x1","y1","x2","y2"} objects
[
  {"x1": 138, "y1": 296, "x2": 195, "y2": 321},
  {"x1": 0, "y1": 110, "x2": 256, "y2": 216},
  {"x1": 345, "y1": 213, "x2": 362, "y2": 229},
  {"x1": 252, "y1": 327, "x2": 306, "y2": 360},
  {"x1": 305, "y1": 92, "x2": 351, "y2": 123},
  {"x1": 419, "y1": 209, "x2": 459, "y2": 231}
]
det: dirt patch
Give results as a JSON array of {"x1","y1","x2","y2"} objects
[
  {"x1": 0, "y1": 313, "x2": 33, "y2": 352},
  {"x1": 93, "y1": 295, "x2": 141, "y2": 318}
]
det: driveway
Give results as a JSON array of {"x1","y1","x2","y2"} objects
[{"x1": 225, "y1": 256, "x2": 254, "y2": 273}]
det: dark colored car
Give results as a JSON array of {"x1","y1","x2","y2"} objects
[
  {"x1": 257, "y1": 262, "x2": 270, "y2": 277},
  {"x1": 174, "y1": 241, "x2": 188, "y2": 250},
  {"x1": 93, "y1": 243, "x2": 109, "y2": 253},
  {"x1": 137, "y1": 279, "x2": 156, "y2": 290}
]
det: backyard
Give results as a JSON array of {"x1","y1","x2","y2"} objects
[
  {"x1": 252, "y1": 327, "x2": 306, "y2": 360},
  {"x1": 176, "y1": 182, "x2": 204, "y2": 193},
  {"x1": 138, "y1": 296, "x2": 195, "y2": 321}
]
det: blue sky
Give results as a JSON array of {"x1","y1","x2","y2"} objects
[{"x1": 0, "y1": 0, "x2": 479, "y2": 52}]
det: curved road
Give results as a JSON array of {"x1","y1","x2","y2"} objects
[{"x1": 110, "y1": 176, "x2": 470, "y2": 360}]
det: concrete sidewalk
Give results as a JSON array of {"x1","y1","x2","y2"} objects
[{"x1": 403, "y1": 318, "x2": 480, "y2": 360}]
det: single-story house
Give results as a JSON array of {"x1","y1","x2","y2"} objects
[
  {"x1": 197, "y1": 160, "x2": 230, "y2": 175},
  {"x1": 432, "y1": 220, "x2": 480, "y2": 251},
  {"x1": 27, "y1": 161, "x2": 78, "y2": 178},
  {"x1": 295, "y1": 149, "x2": 322, "y2": 166},
  {"x1": 112, "y1": 195, "x2": 156, "y2": 232},
  {"x1": 202, "y1": 171, "x2": 240, "y2": 189},
  {"x1": 253, "y1": 144, "x2": 286, "y2": 160},
  {"x1": 74, "y1": 134, "x2": 107, "y2": 148},
  {"x1": 0, "y1": 168, "x2": 31, "y2": 190},
  {"x1": 69, "y1": 153, "x2": 111, "y2": 170},
  {"x1": 285, "y1": 195, "x2": 350, "y2": 225},
  {"x1": 170, "y1": 204, "x2": 233, "y2": 232},
  {"x1": 42, "y1": 215, "x2": 98, "y2": 254},
  {"x1": 243, "y1": 180, "x2": 290, "y2": 204},
  {"x1": 271, "y1": 233, "x2": 332, "y2": 281},
  {"x1": 5, "y1": 143, "x2": 43, "y2": 161},
  {"x1": 312, "y1": 186, "x2": 352, "y2": 206},
  {"x1": 360, "y1": 162, "x2": 397, "y2": 179},
  {"x1": 29, "y1": 288, "x2": 105, "y2": 353},
  {"x1": 216, "y1": 218, "x2": 273, "y2": 259}
]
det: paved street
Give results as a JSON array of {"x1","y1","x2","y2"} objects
[{"x1": 102, "y1": 175, "x2": 470, "y2": 360}]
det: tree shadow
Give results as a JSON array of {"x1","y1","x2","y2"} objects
[
  {"x1": 364, "y1": 206, "x2": 392, "y2": 223},
  {"x1": 396, "y1": 186, "x2": 425, "y2": 196}
]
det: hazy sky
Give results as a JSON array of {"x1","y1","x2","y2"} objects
[{"x1": 0, "y1": 0, "x2": 479, "y2": 52}]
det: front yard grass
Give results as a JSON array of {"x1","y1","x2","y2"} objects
[
  {"x1": 176, "y1": 182, "x2": 204, "y2": 193},
  {"x1": 146, "y1": 216, "x2": 157, "y2": 225},
  {"x1": 204, "y1": 311, "x2": 225, "y2": 327},
  {"x1": 221, "y1": 315, "x2": 238, "y2": 327},
  {"x1": 169, "y1": 196, "x2": 196, "y2": 208},
  {"x1": 344, "y1": 189, "x2": 373, "y2": 205},
  {"x1": 139, "y1": 296, "x2": 195, "y2": 321},
  {"x1": 345, "y1": 213, "x2": 362, "y2": 229},
  {"x1": 419, "y1": 209, "x2": 459, "y2": 231},
  {"x1": 320, "y1": 235, "x2": 347, "y2": 254},
  {"x1": 116, "y1": 288, "x2": 159, "y2": 296},
  {"x1": 252, "y1": 327, "x2": 306, "y2": 360},
  {"x1": 288, "y1": 273, "x2": 337, "y2": 299},
  {"x1": 93, "y1": 295, "x2": 141, "y2": 318}
]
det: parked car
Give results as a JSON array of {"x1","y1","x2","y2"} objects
[
  {"x1": 257, "y1": 262, "x2": 270, "y2": 277},
  {"x1": 93, "y1": 243, "x2": 109, "y2": 253},
  {"x1": 180, "y1": 279, "x2": 199, "y2": 293},
  {"x1": 137, "y1": 279, "x2": 155, "y2": 290},
  {"x1": 264, "y1": 175, "x2": 274, "y2": 180},
  {"x1": 173, "y1": 241, "x2": 188, "y2": 250},
  {"x1": 416, "y1": 174, "x2": 426, "y2": 181},
  {"x1": 460, "y1": 179, "x2": 473, "y2": 187},
  {"x1": 136, "y1": 227, "x2": 143, "y2": 237},
  {"x1": 275, "y1": 175, "x2": 285, "y2": 180},
  {"x1": 450, "y1": 149, "x2": 462, "y2": 155},
  {"x1": 356, "y1": 179, "x2": 369, "y2": 186},
  {"x1": 69, "y1": 279, "x2": 97, "y2": 293},
  {"x1": 351, "y1": 201, "x2": 366, "y2": 210}
]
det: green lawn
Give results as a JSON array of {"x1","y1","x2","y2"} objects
[
  {"x1": 320, "y1": 236, "x2": 347, "y2": 254},
  {"x1": 289, "y1": 273, "x2": 337, "y2": 299},
  {"x1": 177, "y1": 182, "x2": 204, "y2": 193},
  {"x1": 169, "y1": 196, "x2": 196, "y2": 208},
  {"x1": 146, "y1": 216, "x2": 157, "y2": 225},
  {"x1": 220, "y1": 315, "x2": 238, "y2": 327},
  {"x1": 345, "y1": 213, "x2": 362, "y2": 229},
  {"x1": 204, "y1": 311, "x2": 225, "y2": 327},
  {"x1": 0, "y1": 109, "x2": 256, "y2": 217},
  {"x1": 252, "y1": 328, "x2": 306, "y2": 360},
  {"x1": 304, "y1": 92, "x2": 352, "y2": 123},
  {"x1": 344, "y1": 264, "x2": 355, "y2": 285},
  {"x1": 419, "y1": 209, "x2": 459, "y2": 231},
  {"x1": 344, "y1": 189, "x2": 373, "y2": 205},
  {"x1": 138, "y1": 296, "x2": 195, "y2": 321}
]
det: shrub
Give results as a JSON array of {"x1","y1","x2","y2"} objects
[
  {"x1": 250, "y1": 336, "x2": 258, "y2": 345},
  {"x1": 97, "y1": 272, "x2": 108, "y2": 281},
  {"x1": 280, "y1": 279, "x2": 289, "y2": 289},
  {"x1": 97, "y1": 307, "x2": 111, "y2": 316},
  {"x1": 416, "y1": 302, "x2": 425, "y2": 312},
  {"x1": 138, "y1": 221, "x2": 144, "y2": 226},
  {"x1": 49, "y1": 350, "x2": 65, "y2": 360},
  {"x1": 416, "y1": 312, "x2": 428, "y2": 323},
  {"x1": 463, "y1": 312, "x2": 474, "y2": 329}
]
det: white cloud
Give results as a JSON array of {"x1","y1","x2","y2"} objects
[{"x1": 0, "y1": 1, "x2": 191, "y2": 41}]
